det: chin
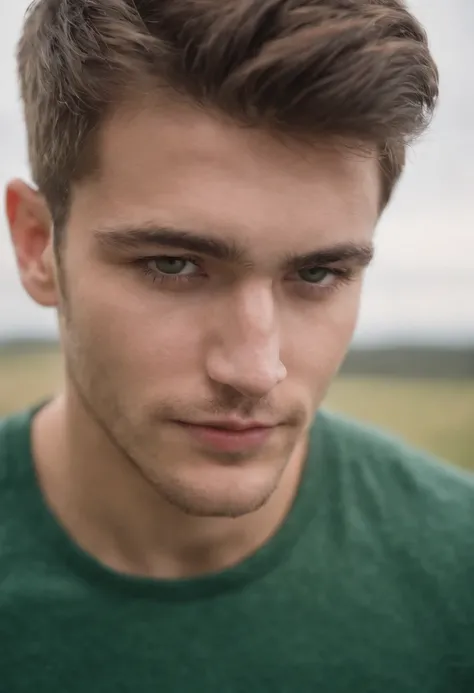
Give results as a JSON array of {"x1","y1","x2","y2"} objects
[
  {"x1": 149, "y1": 463, "x2": 283, "y2": 519},
  {"x1": 166, "y1": 492, "x2": 274, "y2": 519}
]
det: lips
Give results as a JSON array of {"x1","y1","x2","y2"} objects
[
  {"x1": 174, "y1": 420, "x2": 277, "y2": 454},
  {"x1": 186, "y1": 420, "x2": 275, "y2": 431}
]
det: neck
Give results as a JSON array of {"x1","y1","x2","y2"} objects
[{"x1": 32, "y1": 392, "x2": 307, "y2": 580}]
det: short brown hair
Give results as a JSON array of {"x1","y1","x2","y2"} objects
[{"x1": 17, "y1": 0, "x2": 438, "y2": 231}]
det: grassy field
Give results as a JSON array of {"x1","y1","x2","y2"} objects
[{"x1": 1, "y1": 348, "x2": 473, "y2": 471}]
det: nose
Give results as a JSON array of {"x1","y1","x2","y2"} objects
[{"x1": 206, "y1": 283, "x2": 287, "y2": 399}]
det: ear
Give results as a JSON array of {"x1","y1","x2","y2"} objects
[{"x1": 5, "y1": 179, "x2": 59, "y2": 308}]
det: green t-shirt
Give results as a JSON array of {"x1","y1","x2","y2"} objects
[{"x1": 1, "y1": 405, "x2": 474, "y2": 692}]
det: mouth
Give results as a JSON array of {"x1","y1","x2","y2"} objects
[{"x1": 172, "y1": 419, "x2": 279, "y2": 454}]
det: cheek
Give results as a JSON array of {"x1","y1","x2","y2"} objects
[
  {"x1": 67, "y1": 272, "x2": 204, "y2": 383},
  {"x1": 282, "y1": 291, "x2": 361, "y2": 380}
]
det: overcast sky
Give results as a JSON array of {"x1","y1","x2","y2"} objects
[{"x1": 0, "y1": 0, "x2": 473, "y2": 344}]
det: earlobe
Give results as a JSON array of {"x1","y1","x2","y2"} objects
[{"x1": 5, "y1": 179, "x2": 59, "y2": 308}]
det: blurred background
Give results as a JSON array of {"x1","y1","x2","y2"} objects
[{"x1": 0, "y1": 0, "x2": 473, "y2": 469}]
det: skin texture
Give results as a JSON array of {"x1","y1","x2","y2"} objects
[{"x1": 6, "y1": 99, "x2": 380, "y2": 578}]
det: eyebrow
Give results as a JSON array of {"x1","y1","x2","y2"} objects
[
  {"x1": 286, "y1": 243, "x2": 374, "y2": 269},
  {"x1": 94, "y1": 226, "x2": 245, "y2": 263},
  {"x1": 94, "y1": 225, "x2": 374, "y2": 269}
]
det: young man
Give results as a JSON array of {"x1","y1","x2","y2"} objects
[{"x1": 1, "y1": 0, "x2": 473, "y2": 690}]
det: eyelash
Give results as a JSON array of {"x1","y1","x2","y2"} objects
[
  {"x1": 138, "y1": 257, "x2": 203, "y2": 286},
  {"x1": 136, "y1": 257, "x2": 357, "y2": 297},
  {"x1": 299, "y1": 267, "x2": 356, "y2": 296},
  {"x1": 292, "y1": 267, "x2": 357, "y2": 300}
]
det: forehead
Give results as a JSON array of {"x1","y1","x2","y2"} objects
[{"x1": 71, "y1": 100, "x2": 380, "y2": 254}]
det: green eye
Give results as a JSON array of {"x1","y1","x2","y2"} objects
[
  {"x1": 297, "y1": 267, "x2": 330, "y2": 284},
  {"x1": 148, "y1": 257, "x2": 196, "y2": 276}
]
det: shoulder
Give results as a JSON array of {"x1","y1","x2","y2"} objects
[
  {"x1": 313, "y1": 412, "x2": 474, "y2": 668},
  {"x1": 316, "y1": 410, "x2": 474, "y2": 599},
  {"x1": 316, "y1": 409, "x2": 474, "y2": 563},
  {"x1": 317, "y1": 407, "x2": 474, "y2": 509}
]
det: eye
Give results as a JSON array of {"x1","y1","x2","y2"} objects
[
  {"x1": 297, "y1": 266, "x2": 333, "y2": 285},
  {"x1": 145, "y1": 256, "x2": 200, "y2": 277},
  {"x1": 289, "y1": 265, "x2": 357, "y2": 299}
]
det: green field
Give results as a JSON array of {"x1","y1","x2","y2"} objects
[{"x1": 1, "y1": 349, "x2": 473, "y2": 471}]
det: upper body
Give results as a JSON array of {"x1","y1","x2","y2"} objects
[
  {"x1": 1, "y1": 404, "x2": 474, "y2": 692},
  {"x1": 1, "y1": 0, "x2": 451, "y2": 690}
]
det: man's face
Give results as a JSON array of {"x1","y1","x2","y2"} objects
[{"x1": 52, "y1": 102, "x2": 379, "y2": 517}]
